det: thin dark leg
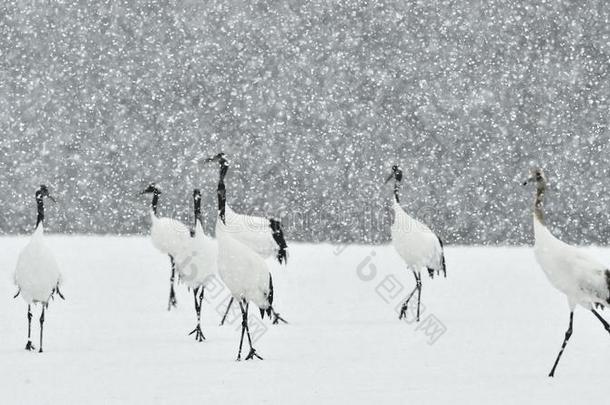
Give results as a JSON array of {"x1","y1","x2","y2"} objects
[
  {"x1": 549, "y1": 311, "x2": 574, "y2": 377},
  {"x1": 399, "y1": 271, "x2": 421, "y2": 320},
  {"x1": 591, "y1": 309, "x2": 610, "y2": 335},
  {"x1": 38, "y1": 306, "x2": 46, "y2": 353},
  {"x1": 168, "y1": 255, "x2": 177, "y2": 311},
  {"x1": 415, "y1": 273, "x2": 422, "y2": 322},
  {"x1": 220, "y1": 297, "x2": 234, "y2": 326},
  {"x1": 236, "y1": 300, "x2": 247, "y2": 361},
  {"x1": 243, "y1": 302, "x2": 262, "y2": 360},
  {"x1": 399, "y1": 286, "x2": 418, "y2": 320},
  {"x1": 189, "y1": 287, "x2": 205, "y2": 341},
  {"x1": 25, "y1": 305, "x2": 35, "y2": 351},
  {"x1": 270, "y1": 307, "x2": 288, "y2": 325}
]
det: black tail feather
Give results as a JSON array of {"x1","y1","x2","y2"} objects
[
  {"x1": 54, "y1": 285, "x2": 65, "y2": 300},
  {"x1": 270, "y1": 219, "x2": 288, "y2": 265},
  {"x1": 438, "y1": 237, "x2": 447, "y2": 278},
  {"x1": 260, "y1": 274, "x2": 275, "y2": 318},
  {"x1": 604, "y1": 270, "x2": 610, "y2": 304},
  {"x1": 268, "y1": 274, "x2": 274, "y2": 308}
]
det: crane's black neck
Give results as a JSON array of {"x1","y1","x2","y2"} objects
[
  {"x1": 217, "y1": 160, "x2": 228, "y2": 224},
  {"x1": 393, "y1": 179, "x2": 401, "y2": 204},
  {"x1": 35, "y1": 191, "x2": 45, "y2": 228},
  {"x1": 194, "y1": 195, "x2": 202, "y2": 229},
  {"x1": 150, "y1": 191, "x2": 160, "y2": 216},
  {"x1": 534, "y1": 180, "x2": 546, "y2": 224}
]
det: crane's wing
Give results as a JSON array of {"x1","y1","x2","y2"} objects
[{"x1": 222, "y1": 206, "x2": 282, "y2": 260}]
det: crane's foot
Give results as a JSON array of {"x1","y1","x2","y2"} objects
[
  {"x1": 272, "y1": 312, "x2": 288, "y2": 325},
  {"x1": 398, "y1": 306, "x2": 420, "y2": 321},
  {"x1": 188, "y1": 325, "x2": 206, "y2": 342},
  {"x1": 25, "y1": 341, "x2": 36, "y2": 351},
  {"x1": 245, "y1": 348, "x2": 263, "y2": 361}
]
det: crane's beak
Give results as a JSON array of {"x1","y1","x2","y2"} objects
[
  {"x1": 384, "y1": 173, "x2": 394, "y2": 184},
  {"x1": 48, "y1": 195, "x2": 56, "y2": 203}
]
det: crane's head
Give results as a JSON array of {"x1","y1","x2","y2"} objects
[
  {"x1": 193, "y1": 188, "x2": 202, "y2": 201},
  {"x1": 204, "y1": 152, "x2": 228, "y2": 166},
  {"x1": 522, "y1": 168, "x2": 547, "y2": 186},
  {"x1": 36, "y1": 185, "x2": 56, "y2": 202},
  {"x1": 384, "y1": 165, "x2": 403, "y2": 184},
  {"x1": 141, "y1": 183, "x2": 161, "y2": 195}
]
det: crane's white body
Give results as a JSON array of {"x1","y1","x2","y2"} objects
[
  {"x1": 14, "y1": 225, "x2": 62, "y2": 305},
  {"x1": 149, "y1": 211, "x2": 191, "y2": 257},
  {"x1": 174, "y1": 219, "x2": 218, "y2": 289},
  {"x1": 222, "y1": 204, "x2": 280, "y2": 260},
  {"x1": 391, "y1": 200, "x2": 444, "y2": 273},
  {"x1": 533, "y1": 216, "x2": 610, "y2": 309},
  {"x1": 216, "y1": 218, "x2": 271, "y2": 310}
]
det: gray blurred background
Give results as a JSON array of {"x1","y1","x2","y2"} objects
[{"x1": 1, "y1": 0, "x2": 608, "y2": 244}]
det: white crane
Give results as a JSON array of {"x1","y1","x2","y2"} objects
[
  {"x1": 14, "y1": 185, "x2": 64, "y2": 353},
  {"x1": 386, "y1": 165, "x2": 446, "y2": 322},
  {"x1": 206, "y1": 153, "x2": 274, "y2": 360},
  {"x1": 141, "y1": 184, "x2": 190, "y2": 311},
  {"x1": 524, "y1": 168, "x2": 610, "y2": 377},
  {"x1": 204, "y1": 153, "x2": 288, "y2": 325},
  {"x1": 173, "y1": 189, "x2": 217, "y2": 342}
]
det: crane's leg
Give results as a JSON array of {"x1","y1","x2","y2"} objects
[
  {"x1": 549, "y1": 311, "x2": 574, "y2": 377},
  {"x1": 38, "y1": 306, "x2": 46, "y2": 353},
  {"x1": 220, "y1": 297, "x2": 234, "y2": 326},
  {"x1": 399, "y1": 270, "x2": 420, "y2": 320},
  {"x1": 241, "y1": 301, "x2": 263, "y2": 361},
  {"x1": 25, "y1": 305, "x2": 35, "y2": 351},
  {"x1": 168, "y1": 255, "x2": 178, "y2": 311},
  {"x1": 189, "y1": 287, "x2": 206, "y2": 341},
  {"x1": 236, "y1": 300, "x2": 247, "y2": 361},
  {"x1": 591, "y1": 309, "x2": 610, "y2": 335},
  {"x1": 269, "y1": 307, "x2": 288, "y2": 325},
  {"x1": 415, "y1": 272, "x2": 422, "y2": 322}
]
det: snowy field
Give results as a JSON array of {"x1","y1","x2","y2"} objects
[{"x1": 2, "y1": 237, "x2": 610, "y2": 404}]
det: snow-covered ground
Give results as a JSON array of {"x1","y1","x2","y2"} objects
[{"x1": 1, "y1": 237, "x2": 609, "y2": 404}]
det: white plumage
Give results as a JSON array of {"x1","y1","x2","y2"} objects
[
  {"x1": 206, "y1": 152, "x2": 274, "y2": 360},
  {"x1": 15, "y1": 226, "x2": 62, "y2": 305},
  {"x1": 150, "y1": 211, "x2": 191, "y2": 257},
  {"x1": 391, "y1": 200, "x2": 445, "y2": 273},
  {"x1": 216, "y1": 220, "x2": 272, "y2": 312},
  {"x1": 14, "y1": 185, "x2": 63, "y2": 353},
  {"x1": 526, "y1": 168, "x2": 610, "y2": 377},
  {"x1": 142, "y1": 184, "x2": 190, "y2": 311},
  {"x1": 205, "y1": 152, "x2": 288, "y2": 326},
  {"x1": 534, "y1": 221, "x2": 610, "y2": 307},
  {"x1": 222, "y1": 204, "x2": 283, "y2": 260},
  {"x1": 386, "y1": 165, "x2": 446, "y2": 322},
  {"x1": 173, "y1": 189, "x2": 218, "y2": 342},
  {"x1": 175, "y1": 220, "x2": 217, "y2": 290}
]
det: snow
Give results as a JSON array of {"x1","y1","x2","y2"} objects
[
  {"x1": 2, "y1": 2, "x2": 609, "y2": 245},
  {"x1": 2, "y1": 237, "x2": 610, "y2": 403}
]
